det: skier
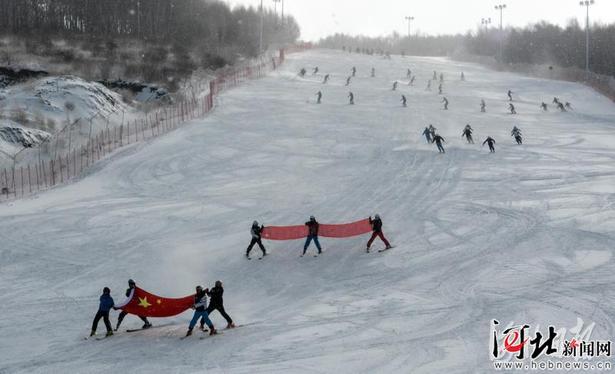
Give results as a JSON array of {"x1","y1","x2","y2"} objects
[
  {"x1": 461, "y1": 72, "x2": 465, "y2": 81},
  {"x1": 557, "y1": 101, "x2": 566, "y2": 112},
  {"x1": 246, "y1": 220, "x2": 266, "y2": 258},
  {"x1": 302, "y1": 216, "x2": 322, "y2": 257},
  {"x1": 480, "y1": 99, "x2": 486, "y2": 113},
  {"x1": 409, "y1": 76, "x2": 416, "y2": 86},
  {"x1": 351, "y1": 66, "x2": 357, "y2": 77},
  {"x1": 565, "y1": 102, "x2": 573, "y2": 110},
  {"x1": 345, "y1": 76, "x2": 351, "y2": 86},
  {"x1": 115, "y1": 279, "x2": 151, "y2": 331},
  {"x1": 439, "y1": 73, "x2": 444, "y2": 83},
  {"x1": 316, "y1": 91, "x2": 323, "y2": 104},
  {"x1": 366, "y1": 214, "x2": 392, "y2": 252},
  {"x1": 507, "y1": 90, "x2": 513, "y2": 101},
  {"x1": 392, "y1": 81, "x2": 398, "y2": 91},
  {"x1": 422, "y1": 127, "x2": 432, "y2": 143},
  {"x1": 186, "y1": 286, "x2": 216, "y2": 337},
  {"x1": 406, "y1": 68, "x2": 412, "y2": 78},
  {"x1": 426, "y1": 80, "x2": 432, "y2": 91},
  {"x1": 401, "y1": 95, "x2": 407, "y2": 107},
  {"x1": 438, "y1": 83, "x2": 443, "y2": 95},
  {"x1": 201, "y1": 281, "x2": 235, "y2": 330},
  {"x1": 541, "y1": 102, "x2": 548, "y2": 111},
  {"x1": 442, "y1": 97, "x2": 449, "y2": 110},
  {"x1": 91, "y1": 287, "x2": 114, "y2": 337},
  {"x1": 432, "y1": 134, "x2": 446, "y2": 153},
  {"x1": 462, "y1": 125, "x2": 474, "y2": 144},
  {"x1": 428, "y1": 124, "x2": 437, "y2": 138},
  {"x1": 511, "y1": 126, "x2": 522, "y2": 145},
  {"x1": 508, "y1": 103, "x2": 516, "y2": 114},
  {"x1": 433, "y1": 71, "x2": 437, "y2": 80},
  {"x1": 552, "y1": 97, "x2": 560, "y2": 105},
  {"x1": 371, "y1": 67, "x2": 376, "y2": 78},
  {"x1": 313, "y1": 67, "x2": 319, "y2": 75},
  {"x1": 348, "y1": 92, "x2": 355, "y2": 105},
  {"x1": 483, "y1": 136, "x2": 496, "y2": 153},
  {"x1": 299, "y1": 68, "x2": 306, "y2": 77},
  {"x1": 323, "y1": 74, "x2": 330, "y2": 84}
]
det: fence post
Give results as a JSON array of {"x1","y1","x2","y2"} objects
[
  {"x1": 28, "y1": 165, "x2": 32, "y2": 194},
  {"x1": 12, "y1": 167, "x2": 16, "y2": 198}
]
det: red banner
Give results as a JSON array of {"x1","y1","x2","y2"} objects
[
  {"x1": 115, "y1": 287, "x2": 194, "y2": 318},
  {"x1": 261, "y1": 218, "x2": 372, "y2": 241}
]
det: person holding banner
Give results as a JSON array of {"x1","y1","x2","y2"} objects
[
  {"x1": 115, "y1": 279, "x2": 151, "y2": 331},
  {"x1": 366, "y1": 215, "x2": 392, "y2": 253},
  {"x1": 246, "y1": 221, "x2": 267, "y2": 259},
  {"x1": 302, "y1": 216, "x2": 322, "y2": 257},
  {"x1": 186, "y1": 286, "x2": 216, "y2": 337}
]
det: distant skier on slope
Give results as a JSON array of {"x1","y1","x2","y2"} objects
[
  {"x1": 371, "y1": 67, "x2": 376, "y2": 77},
  {"x1": 553, "y1": 97, "x2": 560, "y2": 105},
  {"x1": 462, "y1": 125, "x2": 474, "y2": 144},
  {"x1": 407, "y1": 69, "x2": 412, "y2": 78},
  {"x1": 186, "y1": 286, "x2": 216, "y2": 337},
  {"x1": 511, "y1": 126, "x2": 522, "y2": 145},
  {"x1": 409, "y1": 76, "x2": 416, "y2": 86},
  {"x1": 316, "y1": 91, "x2": 323, "y2": 104},
  {"x1": 345, "y1": 76, "x2": 351, "y2": 86},
  {"x1": 480, "y1": 99, "x2": 486, "y2": 113},
  {"x1": 541, "y1": 102, "x2": 548, "y2": 111},
  {"x1": 91, "y1": 287, "x2": 115, "y2": 337},
  {"x1": 202, "y1": 281, "x2": 235, "y2": 330},
  {"x1": 507, "y1": 90, "x2": 513, "y2": 101},
  {"x1": 351, "y1": 66, "x2": 357, "y2": 77},
  {"x1": 115, "y1": 279, "x2": 151, "y2": 331},
  {"x1": 433, "y1": 71, "x2": 438, "y2": 80},
  {"x1": 313, "y1": 67, "x2": 319, "y2": 75},
  {"x1": 557, "y1": 101, "x2": 567, "y2": 112},
  {"x1": 438, "y1": 83, "x2": 443, "y2": 95},
  {"x1": 366, "y1": 214, "x2": 392, "y2": 253},
  {"x1": 299, "y1": 68, "x2": 306, "y2": 77},
  {"x1": 323, "y1": 74, "x2": 330, "y2": 84},
  {"x1": 401, "y1": 95, "x2": 407, "y2": 107},
  {"x1": 483, "y1": 136, "x2": 496, "y2": 153},
  {"x1": 461, "y1": 72, "x2": 465, "y2": 81},
  {"x1": 246, "y1": 220, "x2": 267, "y2": 259},
  {"x1": 302, "y1": 216, "x2": 322, "y2": 257},
  {"x1": 565, "y1": 102, "x2": 573, "y2": 111},
  {"x1": 432, "y1": 134, "x2": 446, "y2": 153},
  {"x1": 439, "y1": 73, "x2": 444, "y2": 83},
  {"x1": 348, "y1": 92, "x2": 355, "y2": 105},
  {"x1": 392, "y1": 81, "x2": 398, "y2": 91},
  {"x1": 426, "y1": 80, "x2": 432, "y2": 91},
  {"x1": 442, "y1": 97, "x2": 449, "y2": 110},
  {"x1": 508, "y1": 103, "x2": 516, "y2": 114},
  {"x1": 422, "y1": 127, "x2": 433, "y2": 143},
  {"x1": 429, "y1": 124, "x2": 437, "y2": 138}
]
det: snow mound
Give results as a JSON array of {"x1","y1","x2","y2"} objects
[{"x1": 0, "y1": 120, "x2": 51, "y2": 155}]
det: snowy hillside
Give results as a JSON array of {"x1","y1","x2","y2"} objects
[{"x1": 1, "y1": 49, "x2": 615, "y2": 373}]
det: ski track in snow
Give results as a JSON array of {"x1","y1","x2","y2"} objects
[{"x1": 1, "y1": 49, "x2": 615, "y2": 373}]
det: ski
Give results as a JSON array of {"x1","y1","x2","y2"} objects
[
  {"x1": 199, "y1": 332, "x2": 223, "y2": 340},
  {"x1": 378, "y1": 246, "x2": 396, "y2": 253},
  {"x1": 125, "y1": 323, "x2": 173, "y2": 333}
]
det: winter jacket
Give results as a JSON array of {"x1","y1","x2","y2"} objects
[
  {"x1": 99, "y1": 294, "x2": 115, "y2": 312},
  {"x1": 194, "y1": 290, "x2": 208, "y2": 312},
  {"x1": 432, "y1": 135, "x2": 445, "y2": 144},
  {"x1": 483, "y1": 138, "x2": 496, "y2": 147},
  {"x1": 370, "y1": 217, "x2": 383, "y2": 233},
  {"x1": 251, "y1": 224, "x2": 264, "y2": 239},
  {"x1": 208, "y1": 286, "x2": 224, "y2": 307},
  {"x1": 305, "y1": 220, "x2": 319, "y2": 236}
]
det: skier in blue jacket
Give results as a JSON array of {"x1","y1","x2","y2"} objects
[
  {"x1": 186, "y1": 286, "x2": 216, "y2": 337},
  {"x1": 90, "y1": 287, "x2": 115, "y2": 337}
]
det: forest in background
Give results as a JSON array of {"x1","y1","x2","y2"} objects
[{"x1": 319, "y1": 21, "x2": 615, "y2": 78}]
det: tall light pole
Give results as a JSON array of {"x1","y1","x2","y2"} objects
[
  {"x1": 259, "y1": 0, "x2": 264, "y2": 53},
  {"x1": 405, "y1": 16, "x2": 415, "y2": 37},
  {"x1": 494, "y1": 4, "x2": 507, "y2": 61},
  {"x1": 580, "y1": 0, "x2": 595, "y2": 73},
  {"x1": 481, "y1": 17, "x2": 492, "y2": 31}
]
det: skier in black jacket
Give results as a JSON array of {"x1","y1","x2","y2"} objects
[
  {"x1": 246, "y1": 221, "x2": 267, "y2": 258},
  {"x1": 115, "y1": 279, "x2": 151, "y2": 331},
  {"x1": 462, "y1": 125, "x2": 474, "y2": 144},
  {"x1": 432, "y1": 134, "x2": 446, "y2": 153},
  {"x1": 302, "y1": 216, "x2": 322, "y2": 256},
  {"x1": 366, "y1": 215, "x2": 392, "y2": 252},
  {"x1": 483, "y1": 136, "x2": 496, "y2": 153},
  {"x1": 201, "y1": 280, "x2": 235, "y2": 330}
]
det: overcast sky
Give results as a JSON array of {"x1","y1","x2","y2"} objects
[{"x1": 226, "y1": 0, "x2": 615, "y2": 41}]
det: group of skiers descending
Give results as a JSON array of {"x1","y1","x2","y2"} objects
[
  {"x1": 246, "y1": 215, "x2": 393, "y2": 259},
  {"x1": 90, "y1": 279, "x2": 236, "y2": 338},
  {"x1": 422, "y1": 124, "x2": 524, "y2": 153}
]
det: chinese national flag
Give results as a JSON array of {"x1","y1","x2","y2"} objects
[
  {"x1": 115, "y1": 287, "x2": 194, "y2": 318},
  {"x1": 261, "y1": 218, "x2": 372, "y2": 241}
]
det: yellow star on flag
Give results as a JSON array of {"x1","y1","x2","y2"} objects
[
  {"x1": 138, "y1": 296, "x2": 152, "y2": 309},
  {"x1": 157, "y1": 299, "x2": 162, "y2": 305}
]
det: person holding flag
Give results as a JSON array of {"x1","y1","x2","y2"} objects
[
  {"x1": 302, "y1": 216, "x2": 322, "y2": 257},
  {"x1": 90, "y1": 287, "x2": 115, "y2": 337},
  {"x1": 115, "y1": 279, "x2": 151, "y2": 331},
  {"x1": 366, "y1": 215, "x2": 392, "y2": 253},
  {"x1": 186, "y1": 286, "x2": 216, "y2": 337}
]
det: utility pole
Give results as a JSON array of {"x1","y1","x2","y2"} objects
[
  {"x1": 259, "y1": 0, "x2": 264, "y2": 53},
  {"x1": 494, "y1": 4, "x2": 507, "y2": 62},
  {"x1": 580, "y1": 0, "x2": 595, "y2": 73},
  {"x1": 405, "y1": 16, "x2": 415, "y2": 37}
]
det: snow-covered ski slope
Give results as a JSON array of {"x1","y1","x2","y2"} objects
[{"x1": 1, "y1": 49, "x2": 615, "y2": 373}]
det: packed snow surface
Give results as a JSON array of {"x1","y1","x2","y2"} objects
[{"x1": 1, "y1": 49, "x2": 615, "y2": 373}]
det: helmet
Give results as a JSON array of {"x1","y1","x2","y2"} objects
[
  {"x1": 375, "y1": 214, "x2": 380, "y2": 219},
  {"x1": 128, "y1": 279, "x2": 135, "y2": 286}
]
